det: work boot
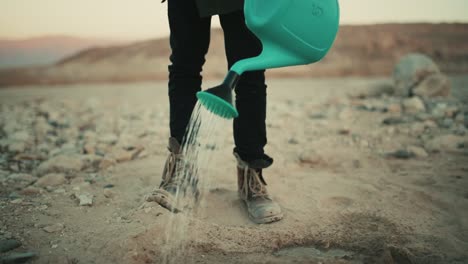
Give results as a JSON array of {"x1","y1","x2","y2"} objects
[
  {"x1": 234, "y1": 152, "x2": 283, "y2": 224},
  {"x1": 146, "y1": 137, "x2": 199, "y2": 212}
]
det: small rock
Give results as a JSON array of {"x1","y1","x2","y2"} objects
[
  {"x1": 425, "y1": 135, "x2": 466, "y2": 152},
  {"x1": 423, "y1": 120, "x2": 438, "y2": 129},
  {"x1": 0, "y1": 252, "x2": 37, "y2": 263},
  {"x1": 99, "y1": 157, "x2": 116, "y2": 170},
  {"x1": 7, "y1": 141, "x2": 27, "y2": 153},
  {"x1": 410, "y1": 122, "x2": 426, "y2": 135},
  {"x1": 54, "y1": 188, "x2": 66, "y2": 194},
  {"x1": 406, "y1": 146, "x2": 429, "y2": 158},
  {"x1": 0, "y1": 239, "x2": 21, "y2": 253},
  {"x1": 83, "y1": 143, "x2": 96, "y2": 154},
  {"x1": 338, "y1": 128, "x2": 351, "y2": 135},
  {"x1": 35, "y1": 173, "x2": 66, "y2": 188},
  {"x1": 103, "y1": 189, "x2": 115, "y2": 198},
  {"x1": 78, "y1": 194, "x2": 93, "y2": 206},
  {"x1": 440, "y1": 118, "x2": 454, "y2": 129},
  {"x1": 9, "y1": 131, "x2": 30, "y2": 142},
  {"x1": 43, "y1": 223, "x2": 64, "y2": 233},
  {"x1": 288, "y1": 138, "x2": 299, "y2": 144},
  {"x1": 98, "y1": 133, "x2": 118, "y2": 145},
  {"x1": 36, "y1": 154, "x2": 85, "y2": 176},
  {"x1": 7, "y1": 173, "x2": 37, "y2": 185},
  {"x1": 8, "y1": 192, "x2": 21, "y2": 199},
  {"x1": 10, "y1": 198, "x2": 23, "y2": 204},
  {"x1": 414, "y1": 112, "x2": 432, "y2": 122},
  {"x1": 402, "y1": 97, "x2": 426, "y2": 113},
  {"x1": 110, "y1": 148, "x2": 143, "y2": 163},
  {"x1": 387, "y1": 150, "x2": 415, "y2": 159},
  {"x1": 20, "y1": 186, "x2": 43, "y2": 196},
  {"x1": 413, "y1": 73, "x2": 451, "y2": 98},
  {"x1": 111, "y1": 149, "x2": 132, "y2": 162},
  {"x1": 382, "y1": 116, "x2": 408, "y2": 125},
  {"x1": 430, "y1": 103, "x2": 447, "y2": 118},
  {"x1": 386, "y1": 104, "x2": 402, "y2": 114},
  {"x1": 454, "y1": 113, "x2": 465, "y2": 124}
]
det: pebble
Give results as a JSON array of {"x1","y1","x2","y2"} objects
[
  {"x1": 382, "y1": 116, "x2": 408, "y2": 125},
  {"x1": 407, "y1": 146, "x2": 429, "y2": 158},
  {"x1": 78, "y1": 194, "x2": 93, "y2": 206},
  {"x1": 402, "y1": 97, "x2": 426, "y2": 113},
  {"x1": 7, "y1": 173, "x2": 37, "y2": 185},
  {"x1": 20, "y1": 186, "x2": 42, "y2": 196},
  {"x1": 440, "y1": 118, "x2": 454, "y2": 129},
  {"x1": 423, "y1": 120, "x2": 438, "y2": 129},
  {"x1": 386, "y1": 104, "x2": 402, "y2": 114},
  {"x1": 387, "y1": 150, "x2": 415, "y2": 159},
  {"x1": 43, "y1": 223, "x2": 64, "y2": 233},
  {"x1": 103, "y1": 189, "x2": 115, "y2": 198},
  {"x1": 10, "y1": 199, "x2": 23, "y2": 204},
  {"x1": 99, "y1": 157, "x2": 116, "y2": 170},
  {"x1": 98, "y1": 133, "x2": 118, "y2": 145}
]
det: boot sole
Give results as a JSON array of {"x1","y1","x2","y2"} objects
[{"x1": 249, "y1": 212, "x2": 284, "y2": 224}]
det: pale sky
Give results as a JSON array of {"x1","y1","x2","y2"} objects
[{"x1": 1, "y1": 0, "x2": 467, "y2": 40}]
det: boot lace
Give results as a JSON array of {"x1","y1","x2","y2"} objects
[
  {"x1": 160, "y1": 152, "x2": 198, "y2": 195},
  {"x1": 240, "y1": 166, "x2": 269, "y2": 200}
]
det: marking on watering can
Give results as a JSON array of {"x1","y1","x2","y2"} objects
[{"x1": 311, "y1": 4, "x2": 323, "y2": 17}]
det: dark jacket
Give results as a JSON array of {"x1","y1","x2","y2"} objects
[
  {"x1": 195, "y1": 0, "x2": 244, "y2": 17},
  {"x1": 162, "y1": 0, "x2": 244, "y2": 17}
]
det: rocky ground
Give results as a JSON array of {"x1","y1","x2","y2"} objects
[{"x1": 1, "y1": 76, "x2": 468, "y2": 263}]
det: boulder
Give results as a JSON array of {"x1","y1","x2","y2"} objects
[{"x1": 393, "y1": 53, "x2": 440, "y2": 97}]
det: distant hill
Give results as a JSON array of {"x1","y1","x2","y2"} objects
[
  {"x1": 1, "y1": 24, "x2": 468, "y2": 87},
  {"x1": 0, "y1": 35, "x2": 125, "y2": 69}
]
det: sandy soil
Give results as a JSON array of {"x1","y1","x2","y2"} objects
[{"x1": 1, "y1": 77, "x2": 468, "y2": 264}]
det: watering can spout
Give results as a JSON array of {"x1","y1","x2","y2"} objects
[{"x1": 230, "y1": 42, "x2": 306, "y2": 75}]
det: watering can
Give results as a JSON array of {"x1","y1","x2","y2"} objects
[{"x1": 197, "y1": 0, "x2": 340, "y2": 118}]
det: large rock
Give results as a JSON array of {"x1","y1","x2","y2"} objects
[
  {"x1": 393, "y1": 53, "x2": 440, "y2": 97},
  {"x1": 36, "y1": 154, "x2": 85, "y2": 176},
  {"x1": 35, "y1": 173, "x2": 67, "y2": 187},
  {"x1": 413, "y1": 73, "x2": 451, "y2": 98}
]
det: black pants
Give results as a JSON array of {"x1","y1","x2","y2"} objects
[{"x1": 167, "y1": 0, "x2": 268, "y2": 163}]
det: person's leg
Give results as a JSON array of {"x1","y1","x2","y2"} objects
[
  {"x1": 146, "y1": 0, "x2": 210, "y2": 212},
  {"x1": 218, "y1": 10, "x2": 269, "y2": 164},
  {"x1": 168, "y1": 0, "x2": 211, "y2": 143},
  {"x1": 219, "y1": 10, "x2": 282, "y2": 224}
]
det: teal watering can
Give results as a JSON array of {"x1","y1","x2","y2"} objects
[{"x1": 197, "y1": 0, "x2": 340, "y2": 119}]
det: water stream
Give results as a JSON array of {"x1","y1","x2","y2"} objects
[{"x1": 160, "y1": 102, "x2": 229, "y2": 264}]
